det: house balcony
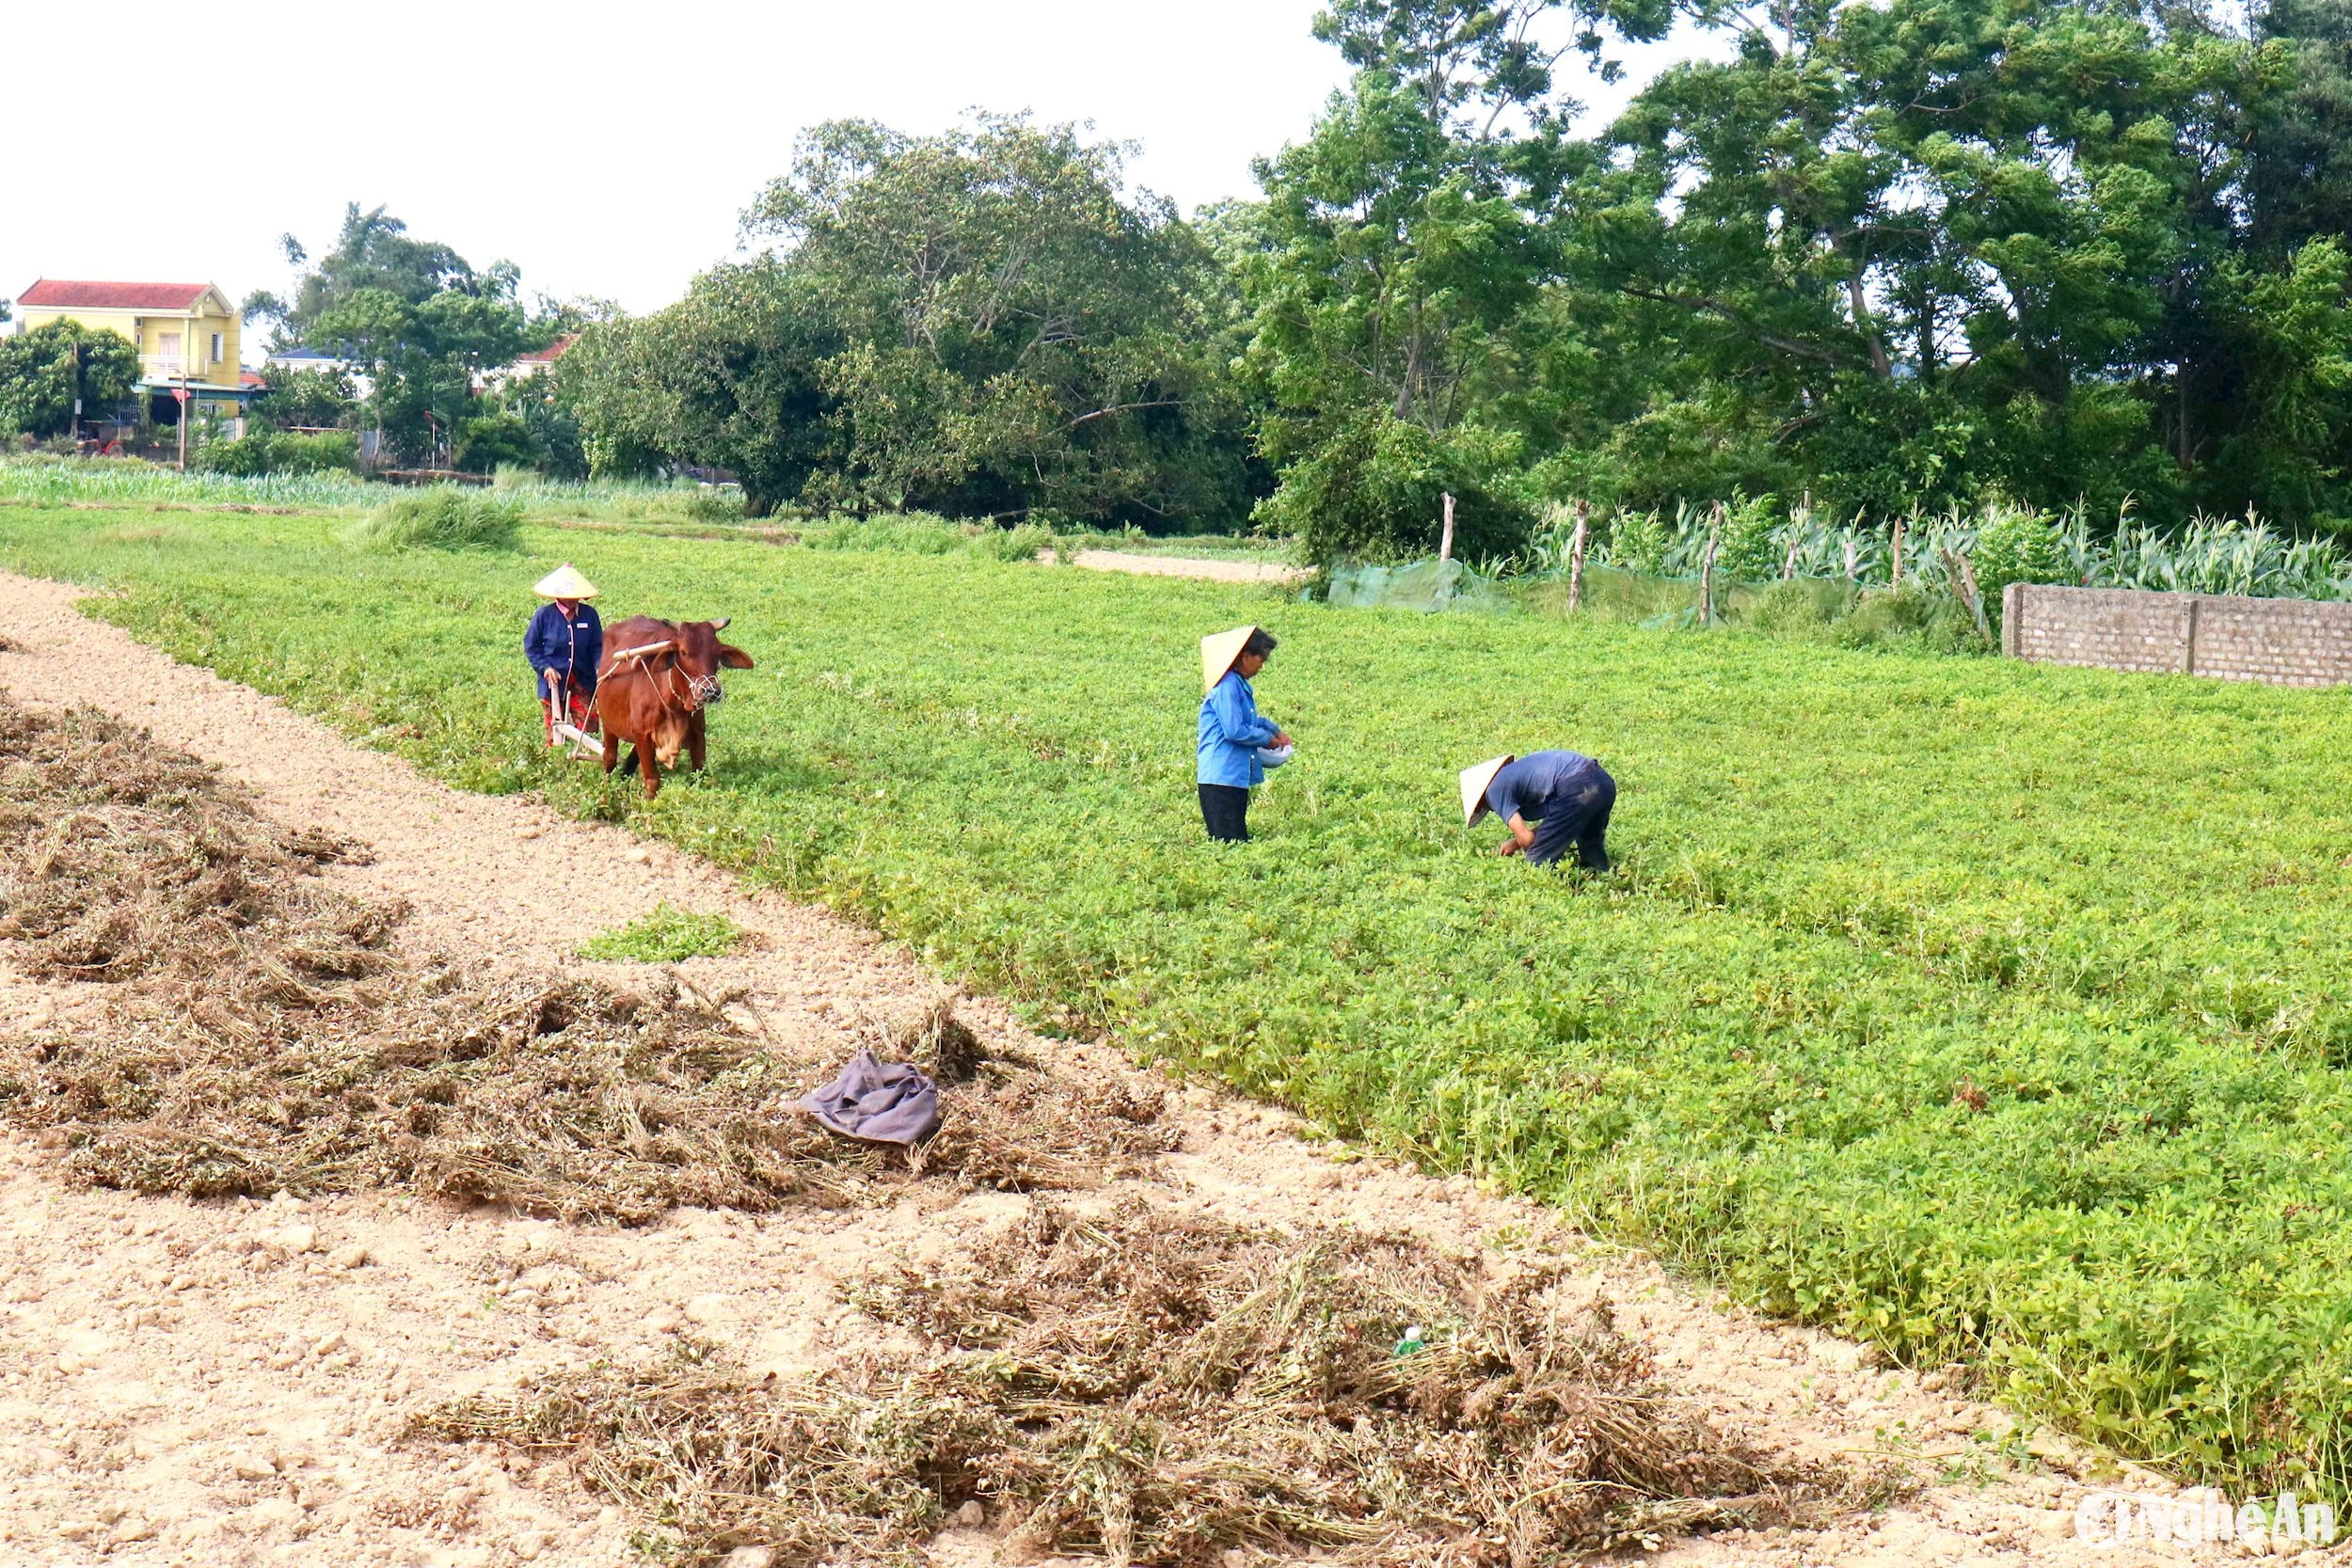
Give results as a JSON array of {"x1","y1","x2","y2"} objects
[{"x1": 137, "y1": 356, "x2": 236, "y2": 389}]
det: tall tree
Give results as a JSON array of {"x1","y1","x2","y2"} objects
[
  {"x1": 0, "y1": 322, "x2": 140, "y2": 439},
  {"x1": 1554, "y1": 0, "x2": 2292, "y2": 522},
  {"x1": 2249, "y1": 0, "x2": 2352, "y2": 255},
  {"x1": 244, "y1": 205, "x2": 490, "y2": 349},
  {"x1": 739, "y1": 116, "x2": 1252, "y2": 525},
  {"x1": 1240, "y1": 0, "x2": 1669, "y2": 558},
  {"x1": 246, "y1": 204, "x2": 544, "y2": 466},
  {"x1": 561, "y1": 260, "x2": 840, "y2": 515}
]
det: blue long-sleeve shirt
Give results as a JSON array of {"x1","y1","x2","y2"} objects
[
  {"x1": 1198, "y1": 669, "x2": 1279, "y2": 786},
  {"x1": 524, "y1": 601, "x2": 602, "y2": 697}
]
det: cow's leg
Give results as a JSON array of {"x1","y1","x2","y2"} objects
[
  {"x1": 601, "y1": 731, "x2": 620, "y2": 775},
  {"x1": 688, "y1": 710, "x2": 707, "y2": 771},
  {"x1": 639, "y1": 744, "x2": 662, "y2": 800}
]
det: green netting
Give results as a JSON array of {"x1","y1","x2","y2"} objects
[
  {"x1": 1319, "y1": 556, "x2": 1984, "y2": 648},
  {"x1": 1511, "y1": 565, "x2": 1859, "y2": 628},
  {"x1": 1321, "y1": 559, "x2": 1509, "y2": 613}
]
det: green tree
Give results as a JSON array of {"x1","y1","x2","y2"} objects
[
  {"x1": 453, "y1": 410, "x2": 543, "y2": 473},
  {"x1": 250, "y1": 365, "x2": 356, "y2": 431},
  {"x1": 560, "y1": 260, "x2": 840, "y2": 514},
  {"x1": 1240, "y1": 0, "x2": 1655, "y2": 556},
  {"x1": 245, "y1": 205, "x2": 485, "y2": 347},
  {"x1": 2202, "y1": 238, "x2": 2352, "y2": 524},
  {"x1": 1553, "y1": 0, "x2": 2288, "y2": 523},
  {"x1": 515, "y1": 383, "x2": 588, "y2": 481},
  {"x1": 249, "y1": 205, "x2": 548, "y2": 467},
  {"x1": 2249, "y1": 0, "x2": 2352, "y2": 255},
  {"x1": 0, "y1": 322, "x2": 140, "y2": 439},
  {"x1": 741, "y1": 115, "x2": 1252, "y2": 526}
]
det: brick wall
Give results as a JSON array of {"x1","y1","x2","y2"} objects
[{"x1": 2002, "y1": 583, "x2": 2352, "y2": 687}]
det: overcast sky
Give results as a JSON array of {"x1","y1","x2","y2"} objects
[{"x1": 2, "y1": 0, "x2": 1714, "y2": 346}]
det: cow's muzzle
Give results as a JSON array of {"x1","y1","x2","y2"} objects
[{"x1": 691, "y1": 674, "x2": 724, "y2": 707}]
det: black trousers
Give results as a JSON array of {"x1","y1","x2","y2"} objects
[
  {"x1": 1200, "y1": 783, "x2": 1250, "y2": 842},
  {"x1": 1524, "y1": 768, "x2": 1615, "y2": 871}
]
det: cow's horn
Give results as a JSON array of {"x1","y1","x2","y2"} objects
[{"x1": 709, "y1": 616, "x2": 730, "y2": 630}]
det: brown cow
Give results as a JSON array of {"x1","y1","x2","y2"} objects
[{"x1": 594, "y1": 615, "x2": 754, "y2": 800}]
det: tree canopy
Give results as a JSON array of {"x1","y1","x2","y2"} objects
[
  {"x1": 246, "y1": 204, "x2": 550, "y2": 466},
  {"x1": 0, "y1": 322, "x2": 140, "y2": 440},
  {"x1": 557, "y1": 0, "x2": 2352, "y2": 548},
  {"x1": 566, "y1": 118, "x2": 1256, "y2": 523}
]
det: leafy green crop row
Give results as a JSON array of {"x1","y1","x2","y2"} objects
[{"x1": 3, "y1": 504, "x2": 2351, "y2": 1494}]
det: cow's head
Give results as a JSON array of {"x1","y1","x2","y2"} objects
[{"x1": 675, "y1": 618, "x2": 754, "y2": 706}]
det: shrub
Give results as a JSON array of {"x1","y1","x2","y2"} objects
[
  {"x1": 1256, "y1": 414, "x2": 1534, "y2": 565},
  {"x1": 971, "y1": 522, "x2": 1054, "y2": 562},
  {"x1": 453, "y1": 412, "x2": 543, "y2": 476},
  {"x1": 193, "y1": 429, "x2": 358, "y2": 478},
  {"x1": 1604, "y1": 509, "x2": 1673, "y2": 575},
  {"x1": 799, "y1": 513, "x2": 1033, "y2": 557},
  {"x1": 680, "y1": 487, "x2": 747, "y2": 524},
  {"x1": 1714, "y1": 495, "x2": 1783, "y2": 582},
  {"x1": 1834, "y1": 582, "x2": 1982, "y2": 651},
  {"x1": 1972, "y1": 502, "x2": 2070, "y2": 603},
  {"x1": 1734, "y1": 578, "x2": 1842, "y2": 637},
  {"x1": 341, "y1": 489, "x2": 523, "y2": 552}
]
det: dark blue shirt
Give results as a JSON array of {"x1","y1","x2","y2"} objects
[
  {"x1": 525, "y1": 601, "x2": 602, "y2": 695},
  {"x1": 1486, "y1": 750, "x2": 1600, "y2": 823}
]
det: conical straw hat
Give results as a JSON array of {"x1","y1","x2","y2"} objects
[
  {"x1": 1459, "y1": 755, "x2": 1515, "y2": 826},
  {"x1": 1200, "y1": 626, "x2": 1259, "y2": 693},
  {"x1": 533, "y1": 562, "x2": 598, "y2": 599}
]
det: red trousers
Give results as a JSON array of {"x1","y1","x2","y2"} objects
[{"x1": 542, "y1": 689, "x2": 598, "y2": 744}]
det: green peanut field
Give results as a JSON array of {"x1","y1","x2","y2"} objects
[{"x1": 5, "y1": 501, "x2": 2351, "y2": 1496}]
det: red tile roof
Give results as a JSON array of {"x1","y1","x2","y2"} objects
[
  {"x1": 18, "y1": 278, "x2": 215, "y2": 310},
  {"x1": 515, "y1": 333, "x2": 579, "y2": 364},
  {"x1": 240, "y1": 371, "x2": 266, "y2": 389}
]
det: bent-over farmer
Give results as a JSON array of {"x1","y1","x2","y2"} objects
[
  {"x1": 1197, "y1": 625, "x2": 1293, "y2": 843},
  {"x1": 1459, "y1": 751, "x2": 1616, "y2": 871},
  {"x1": 525, "y1": 563, "x2": 603, "y2": 747}
]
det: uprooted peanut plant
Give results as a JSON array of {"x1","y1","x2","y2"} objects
[
  {"x1": 0, "y1": 698, "x2": 1169, "y2": 1219},
  {"x1": 424, "y1": 1199, "x2": 1886, "y2": 1565}
]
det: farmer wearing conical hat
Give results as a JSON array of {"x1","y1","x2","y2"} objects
[
  {"x1": 1197, "y1": 626, "x2": 1293, "y2": 843},
  {"x1": 525, "y1": 563, "x2": 603, "y2": 748},
  {"x1": 1460, "y1": 751, "x2": 1615, "y2": 871}
]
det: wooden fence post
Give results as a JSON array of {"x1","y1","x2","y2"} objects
[
  {"x1": 1891, "y1": 516, "x2": 1906, "y2": 588},
  {"x1": 1699, "y1": 504, "x2": 1722, "y2": 627},
  {"x1": 1566, "y1": 499, "x2": 1589, "y2": 613},
  {"x1": 1942, "y1": 545, "x2": 1989, "y2": 637},
  {"x1": 1438, "y1": 492, "x2": 1456, "y2": 562}
]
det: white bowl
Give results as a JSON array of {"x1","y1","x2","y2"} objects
[{"x1": 1256, "y1": 743, "x2": 1295, "y2": 768}]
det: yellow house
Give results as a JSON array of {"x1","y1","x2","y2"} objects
[{"x1": 13, "y1": 278, "x2": 252, "y2": 420}]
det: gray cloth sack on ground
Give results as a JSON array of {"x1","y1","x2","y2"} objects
[{"x1": 796, "y1": 1048, "x2": 941, "y2": 1147}]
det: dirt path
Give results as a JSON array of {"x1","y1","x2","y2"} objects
[
  {"x1": 1058, "y1": 547, "x2": 1311, "y2": 587},
  {"x1": 0, "y1": 567, "x2": 2249, "y2": 1567}
]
